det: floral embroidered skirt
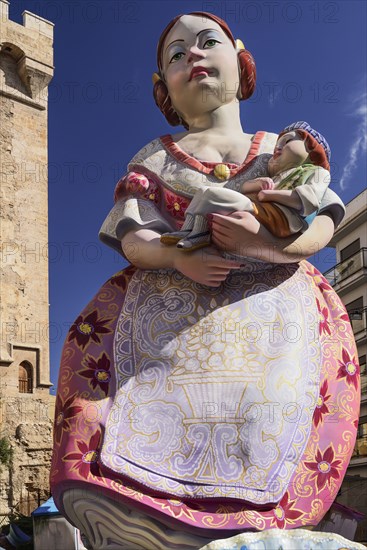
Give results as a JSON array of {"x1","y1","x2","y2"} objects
[{"x1": 51, "y1": 260, "x2": 360, "y2": 536}]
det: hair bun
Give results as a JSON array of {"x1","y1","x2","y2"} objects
[
  {"x1": 238, "y1": 49, "x2": 256, "y2": 100},
  {"x1": 153, "y1": 80, "x2": 189, "y2": 129}
]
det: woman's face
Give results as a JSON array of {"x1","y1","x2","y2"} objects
[
  {"x1": 160, "y1": 15, "x2": 240, "y2": 119},
  {"x1": 269, "y1": 131, "x2": 310, "y2": 174}
]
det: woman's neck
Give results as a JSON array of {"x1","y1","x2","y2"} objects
[
  {"x1": 171, "y1": 101, "x2": 253, "y2": 164},
  {"x1": 181, "y1": 101, "x2": 245, "y2": 138}
]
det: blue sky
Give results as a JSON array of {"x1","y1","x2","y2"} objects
[{"x1": 9, "y1": 1, "x2": 367, "y2": 391}]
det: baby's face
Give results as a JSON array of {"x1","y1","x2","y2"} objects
[{"x1": 268, "y1": 131, "x2": 309, "y2": 175}]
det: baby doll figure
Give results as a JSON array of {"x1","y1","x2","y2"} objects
[{"x1": 160, "y1": 121, "x2": 331, "y2": 250}]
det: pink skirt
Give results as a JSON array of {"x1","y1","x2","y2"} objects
[{"x1": 51, "y1": 259, "x2": 360, "y2": 539}]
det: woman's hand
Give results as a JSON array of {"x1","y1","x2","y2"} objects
[
  {"x1": 210, "y1": 211, "x2": 263, "y2": 256},
  {"x1": 210, "y1": 211, "x2": 335, "y2": 263},
  {"x1": 174, "y1": 246, "x2": 241, "y2": 287}
]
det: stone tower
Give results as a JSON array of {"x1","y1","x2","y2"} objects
[{"x1": 0, "y1": 0, "x2": 55, "y2": 517}]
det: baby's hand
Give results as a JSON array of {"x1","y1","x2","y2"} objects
[
  {"x1": 241, "y1": 177, "x2": 274, "y2": 194},
  {"x1": 260, "y1": 178, "x2": 275, "y2": 190},
  {"x1": 257, "y1": 179, "x2": 275, "y2": 202}
]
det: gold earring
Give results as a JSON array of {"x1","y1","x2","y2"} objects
[
  {"x1": 235, "y1": 41, "x2": 244, "y2": 100},
  {"x1": 152, "y1": 72, "x2": 161, "y2": 84}
]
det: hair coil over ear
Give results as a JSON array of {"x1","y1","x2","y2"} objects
[
  {"x1": 153, "y1": 79, "x2": 189, "y2": 129},
  {"x1": 238, "y1": 49, "x2": 256, "y2": 100}
]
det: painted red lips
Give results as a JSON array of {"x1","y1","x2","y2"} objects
[{"x1": 189, "y1": 66, "x2": 211, "y2": 80}]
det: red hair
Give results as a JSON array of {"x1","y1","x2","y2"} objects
[
  {"x1": 278, "y1": 129, "x2": 330, "y2": 171},
  {"x1": 153, "y1": 12, "x2": 256, "y2": 129},
  {"x1": 297, "y1": 130, "x2": 330, "y2": 171}
]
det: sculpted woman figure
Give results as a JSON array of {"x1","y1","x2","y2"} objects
[{"x1": 51, "y1": 12, "x2": 360, "y2": 550}]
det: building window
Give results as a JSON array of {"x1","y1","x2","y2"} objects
[
  {"x1": 346, "y1": 297, "x2": 365, "y2": 335},
  {"x1": 19, "y1": 362, "x2": 33, "y2": 394},
  {"x1": 360, "y1": 355, "x2": 367, "y2": 395},
  {"x1": 355, "y1": 420, "x2": 367, "y2": 458},
  {"x1": 340, "y1": 239, "x2": 360, "y2": 262}
]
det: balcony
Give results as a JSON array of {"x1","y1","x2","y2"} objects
[
  {"x1": 323, "y1": 248, "x2": 367, "y2": 294},
  {"x1": 348, "y1": 309, "x2": 367, "y2": 345}
]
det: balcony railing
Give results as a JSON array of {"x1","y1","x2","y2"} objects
[
  {"x1": 348, "y1": 307, "x2": 367, "y2": 340},
  {"x1": 324, "y1": 248, "x2": 367, "y2": 287}
]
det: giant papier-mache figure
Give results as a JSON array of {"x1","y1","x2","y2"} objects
[{"x1": 51, "y1": 11, "x2": 362, "y2": 550}]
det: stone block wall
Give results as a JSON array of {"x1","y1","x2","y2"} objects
[{"x1": 0, "y1": 0, "x2": 55, "y2": 518}]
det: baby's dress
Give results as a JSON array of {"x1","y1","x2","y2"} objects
[{"x1": 51, "y1": 132, "x2": 360, "y2": 547}]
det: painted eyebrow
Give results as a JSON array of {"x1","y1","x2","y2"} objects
[{"x1": 164, "y1": 28, "x2": 220, "y2": 55}]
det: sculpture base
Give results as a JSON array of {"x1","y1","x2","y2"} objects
[
  {"x1": 63, "y1": 489, "x2": 213, "y2": 549},
  {"x1": 200, "y1": 529, "x2": 366, "y2": 550},
  {"x1": 63, "y1": 489, "x2": 365, "y2": 550}
]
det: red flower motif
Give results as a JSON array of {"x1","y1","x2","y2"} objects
[
  {"x1": 339, "y1": 306, "x2": 350, "y2": 322},
  {"x1": 156, "y1": 499, "x2": 199, "y2": 522},
  {"x1": 304, "y1": 445, "x2": 342, "y2": 492},
  {"x1": 63, "y1": 428, "x2": 103, "y2": 480},
  {"x1": 313, "y1": 379, "x2": 331, "y2": 428},
  {"x1": 78, "y1": 352, "x2": 111, "y2": 396},
  {"x1": 110, "y1": 266, "x2": 136, "y2": 290},
  {"x1": 141, "y1": 179, "x2": 160, "y2": 205},
  {"x1": 337, "y1": 348, "x2": 360, "y2": 390},
  {"x1": 316, "y1": 298, "x2": 331, "y2": 335},
  {"x1": 306, "y1": 268, "x2": 333, "y2": 292},
  {"x1": 68, "y1": 310, "x2": 112, "y2": 350},
  {"x1": 165, "y1": 192, "x2": 189, "y2": 218},
  {"x1": 270, "y1": 491, "x2": 303, "y2": 528},
  {"x1": 54, "y1": 392, "x2": 83, "y2": 445},
  {"x1": 110, "y1": 272, "x2": 127, "y2": 291}
]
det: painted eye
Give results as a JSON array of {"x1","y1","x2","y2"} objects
[
  {"x1": 169, "y1": 52, "x2": 184, "y2": 63},
  {"x1": 204, "y1": 39, "x2": 219, "y2": 48}
]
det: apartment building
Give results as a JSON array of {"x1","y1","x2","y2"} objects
[{"x1": 323, "y1": 188, "x2": 367, "y2": 543}]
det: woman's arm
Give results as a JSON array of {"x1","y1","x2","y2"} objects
[
  {"x1": 121, "y1": 229, "x2": 241, "y2": 286},
  {"x1": 210, "y1": 211, "x2": 335, "y2": 263},
  {"x1": 121, "y1": 229, "x2": 179, "y2": 269}
]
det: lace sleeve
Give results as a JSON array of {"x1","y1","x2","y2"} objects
[{"x1": 98, "y1": 172, "x2": 173, "y2": 256}]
